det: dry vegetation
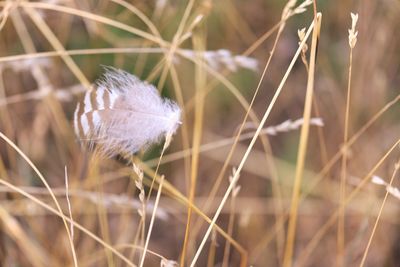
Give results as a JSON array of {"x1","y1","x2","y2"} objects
[{"x1": 0, "y1": 0, "x2": 399, "y2": 266}]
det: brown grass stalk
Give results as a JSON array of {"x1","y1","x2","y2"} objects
[{"x1": 282, "y1": 12, "x2": 321, "y2": 267}]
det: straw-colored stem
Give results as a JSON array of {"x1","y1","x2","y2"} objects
[
  {"x1": 338, "y1": 36, "x2": 355, "y2": 267},
  {"x1": 180, "y1": 31, "x2": 206, "y2": 267},
  {"x1": 139, "y1": 176, "x2": 165, "y2": 267},
  {"x1": 282, "y1": 13, "x2": 321, "y2": 267}
]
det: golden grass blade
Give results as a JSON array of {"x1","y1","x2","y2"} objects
[
  {"x1": 282, "y1": 13, "x2": 322, "y2": 267},
  {"x1": 338, "y1": 12, "x2": 359, "y2": 266},
  {"x1": 139, "y1": 175, "x2": 164, "y2": 267}
]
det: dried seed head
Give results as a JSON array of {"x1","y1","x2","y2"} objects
[
  {"x1": 348, "y1": 12, "x2": 359, "y2": 48},
  {"x1": 180, "y1": 49, "x2": 258, "y2": 72},
  {"x1": 298, "y1": 27, "x2": 308, "y2": 54},
  {"x1": 371, "y1": 175, "x2": 386, "y2": 185}
]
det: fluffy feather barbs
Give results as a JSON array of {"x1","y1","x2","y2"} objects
[{"x1": 74, "y1": 67, "x2": 181, "y2": 156}]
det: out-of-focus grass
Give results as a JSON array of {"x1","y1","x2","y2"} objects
[{"x1": 0, "y1": 1, "x2": 399, "y2": 266}]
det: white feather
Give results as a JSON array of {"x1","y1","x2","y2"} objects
[
  {"x1": 74, "y1": 67, "x2": 181, "y2": 156},
  {"x1": 83, "y1": 90, "x2": 92, "y2": 113},
  {"x1": 96, "y1": 86, "x2": 105, "y2": 109}
]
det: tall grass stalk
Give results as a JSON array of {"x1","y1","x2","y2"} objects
[
  {"x1": 180, "y1": 30, "x2": 207, "y2": 266},
  {"x1": 282, "y1": 12, "x2": 321, "y2": 267},
  {"x1": 338, "y1": 12, "x2": 358, "y2": 267},
  {"x1": 139, "y1": 175, "x2": 165, "y2": 267}
]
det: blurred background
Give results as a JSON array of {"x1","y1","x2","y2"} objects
[{"x1": 0, "y1": 0, "x2": 399, "y2": 266}]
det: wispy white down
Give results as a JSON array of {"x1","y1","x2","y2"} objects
[{"x1": 74, "y1": 67, "x2": 181, "y2": 156}]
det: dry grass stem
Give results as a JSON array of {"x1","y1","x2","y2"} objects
[
  {"x1": 140, "y1": 175, "x2": 165, "y2": 267},
  {"x1": 338, "y1": 12, "x2": 359, "y2": 266},
  {"x1": 64, "y1": 166, "x2": 77, "y2": 266},
  {"x1": 283, "y1": 12, "x2": 321, "y2": 267}
]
